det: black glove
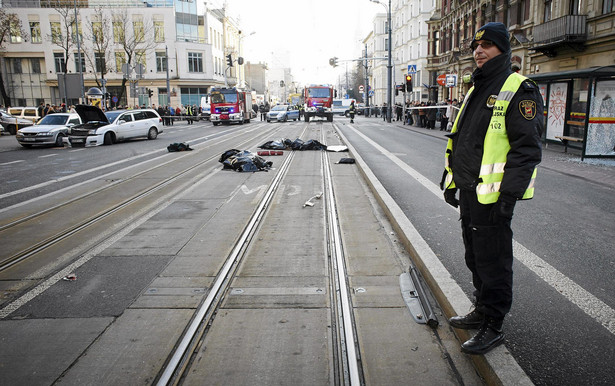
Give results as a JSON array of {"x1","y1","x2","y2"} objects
[
  {"x1": 443, "y1": 188, "x2": 459, "y2": 208},
  {"x1": 490, "y1": 193, "x2": 517, "y2": 223}
]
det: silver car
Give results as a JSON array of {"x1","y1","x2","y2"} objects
[
  {"x1": 15, "y1": 113, "x2": 81, "y2": 147},
  {"x1": 1, "y1": 110, "x2": 34, "y2": 135}
]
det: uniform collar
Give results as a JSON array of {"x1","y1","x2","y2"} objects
[{"x1": 471, "y1": 52, "x2": 512, "y2": 86}]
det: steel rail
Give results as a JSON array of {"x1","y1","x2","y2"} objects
[
  {"x1": 156, "y1": 140, "x2": 298, "y2": 386},
  {"x1": 321, "y1": 130, "x2": 363, "y2": 385},
  {"x1": 0, "y1": 124, "x2": 285, "y2": 273}
]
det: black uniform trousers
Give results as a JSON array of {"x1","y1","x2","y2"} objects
[{"x1": 459, "y1": 189, "x2": 513, "y2": 320}]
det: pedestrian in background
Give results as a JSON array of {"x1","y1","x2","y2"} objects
[
  {"x1": 426, "y1": 101, "x2": 436, "y2": 129},
  {"x1": 441, "y1": 22, "x2": 543, "y2": 355}
]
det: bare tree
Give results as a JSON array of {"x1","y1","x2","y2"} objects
[
  {"x1": 112, "y1": 9, "x2": 158, "y2": 105},
  {"x1": 83, "y1": 7, "x2": 113, "y2": 92},
  {"x1": 0, "y1": 10, "x2": 28, "y2": 107}
]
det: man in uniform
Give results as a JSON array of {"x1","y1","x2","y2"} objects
[
  {"x1": 440, "y1": 22, "x2": 543, "y2": 355},
  {"x1": 348, "y1": 100, "x2": 356, "y2": 123}
]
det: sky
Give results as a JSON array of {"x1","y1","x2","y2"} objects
[{"x1": 211, "y1": 0, "x2": 385, "y2": 85}]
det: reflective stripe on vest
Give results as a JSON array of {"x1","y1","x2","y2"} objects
[{"x1": 444, "y1": 72, "x2": 537, "y2": 203}]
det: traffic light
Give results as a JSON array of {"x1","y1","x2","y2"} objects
[
  {"x1": 147, "y1": 88, "x2": 153, "y2": 98},
  {"x1": 405, "y1": 74, "x2": 413, "y2": 92},
  {"x1": 329, "y1": 57, "x2": 338, "y2": 67},
  {"x1": 226, "y1": 54, "x2": 233, "y2": 67}
]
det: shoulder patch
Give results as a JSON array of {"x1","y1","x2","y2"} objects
[
  {"x1": 486, "y1": 95, "x2": 498, "y2": 108},
  {"x1": 519, "y1": 100, "x2": 537, "y2": 120}
]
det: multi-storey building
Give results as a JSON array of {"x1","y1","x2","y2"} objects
[
  {"x1": 1, "y1": 0, "x2": 245, "y2": 109},
  {"x1": 366, "y1": 0, "x2": 435, "y2": 107}
]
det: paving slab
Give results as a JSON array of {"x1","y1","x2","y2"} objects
[
  {"x1": 55, "y1": 309, "x2": 193, "y2": 386},
  {"x1": 0, "y1": 317, "x2": 113, "y2": 386},
  {"x1": 182, "y1": 309, "x2": 332, "y2": 386}
]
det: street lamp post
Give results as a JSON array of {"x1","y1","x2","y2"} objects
[{"x1": 370, "y1": 0, "x2": 392, "y2": 122}]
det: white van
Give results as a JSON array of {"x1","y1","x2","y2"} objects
[{"x1": 7, "y1": 107, "x2": 42, "y2": 123}]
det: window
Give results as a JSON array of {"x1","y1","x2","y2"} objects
[
  {"x1": 115, "y1": 52, "x2": 126, "y2": 72},
  {"x1": 604, "y1": 0, "x2": 615, "y2": 14},
  {"x1": 188, "y1": 52, "x2": 203, "y2": 73},
  {"x1": 54, "y1": 53, "x2": 66, "y2": 73},
  {"x1": 133, "y1": 20, "x2": 145, "y2": 43},
  {"x1": 31, "y1": 58, "x2": 41, "y2": 74},
  {"x1": 156, "y1": 52, "x2": 167, "y2": 72},
  {"x1": 113, "y1": 21, "x2": 124, "y2": 43},
  {"x1": 30, "y1": 22, "x2": 42, "y2": 43},
  {"x1": 51, "y1": 22, "x2": 62, "y2": 44},
  {"x1": 544, "y1": 0, "x2": 552, "y2": 22},
  {"x1": 71, "y1": 21, "x2": 82, "y2": 42},
  {"x1": 10, "y1": 19, "x2": 22, "y2": 43},
  {"x1": 154, "y1": 21, "x2": 164, "y2": 42},
  {"x1": 569, "y1": 0, "x2": 580, "y2": 15},
  {"x1": 95, "y1": 52, "x2": 105, "y2": 73},
  {"x1": 92, "y1": 21, "x2": 103, "y2": 44},
  {"x1": 74, "y1": 53, "x2": 86, "y2": 73},
  {"x1": 136, "y1": 50, "x2": 146, "y2": 70},
  {"x1": 12, "y1": 58, "x2": 22, "y2": 74}
]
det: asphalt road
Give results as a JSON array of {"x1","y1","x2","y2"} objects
[
  {"x1": 1, "y1": 116, "x2": 614, "y2": 385},
  {"x1": 336, "y1": 117, "x2": 615, "y2": 386}
]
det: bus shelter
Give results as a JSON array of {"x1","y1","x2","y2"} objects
[{"x1": 529, "y1": 66, "x2": 615, "y2": 160}]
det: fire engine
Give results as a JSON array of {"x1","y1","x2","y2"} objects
[
  {"x1": 303, "y1": 85, "x2": 334, "y2": 122},
  {"x1": 210, "y1": 87, "x2": 253, "y2": 125}
]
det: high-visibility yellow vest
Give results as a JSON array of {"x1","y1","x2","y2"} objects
[{"x1": 444, "y1": 72, "x2": 537, "y2": 204}]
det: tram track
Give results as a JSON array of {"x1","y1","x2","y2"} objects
[
  {"x1": 0, "y1": 124, "x2": 285, "y2": 273},
  {"x1": 154, "y1": 123, "x2": 364, "y2": 385}
]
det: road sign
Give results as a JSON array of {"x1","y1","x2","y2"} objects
[
  {"x1": 359, "y1": 85, "x2": 364, "y2": 92},
  {"x1": 408, "y1": 64, "x2": 417, "y2": 73},
  {"x1": 437, "y1": 74, "x2": 447, "y2": 86},
  {"x1": 112, "y1": 96, "x2": 118, "y2": 103},
  {"x1": 369, "y1": 90, "x2": 374, "y2": 96},
  {"x1": 446, "y1": 74, "x2": 457, "y2": 87}
]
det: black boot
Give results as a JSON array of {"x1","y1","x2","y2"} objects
[
  {"x1": 449, "y1": 309, "x2": 484, "y2": 330},
  {"x1": 461, "y1": 317, "x2": 505, "y2": 355}
]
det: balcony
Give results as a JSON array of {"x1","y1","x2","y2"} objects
[{"x1": 533, "y1": 15, "x2": 587, "y2": 57}]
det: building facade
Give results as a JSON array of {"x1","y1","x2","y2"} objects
[{"x1": 1, "y1": 0, "x2": 246, "y2": 109}]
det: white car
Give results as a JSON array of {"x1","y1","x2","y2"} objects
[
  {"x1": 68, "y1": 105, "x2": 163, "y2": 147},
  {"x1": 15, "y1": 113, "x2": 81, "y2": 147}
]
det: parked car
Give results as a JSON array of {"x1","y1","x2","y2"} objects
[
  {"x1": 67, "y1": 105, "x2": 163, "y2": 147},
  {"x1": 7, "y1": 107, "x2": 42, "y2": 124},
  {"x1": 16, "y1": 113, "x2": 81, "y2": 147},
  {"x1": 266, "y1": 105, "x2": 299, "y2": 122},
  {"x1": 1, "y1": 110, "x2": 34, "y2": 135}
]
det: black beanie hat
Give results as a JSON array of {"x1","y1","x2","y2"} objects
[{"x1": 472, "y1": 22, "x2": 510, "y2": 53}]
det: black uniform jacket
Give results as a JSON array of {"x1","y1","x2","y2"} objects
[{"x1": 449, "y1": 52, "x2": 544, "y2": 199}]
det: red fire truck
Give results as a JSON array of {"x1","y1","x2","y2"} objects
[
  {"x1": 210, "y1": 87, "x2": 253, "y2": 125},
  {"x1": 303, "y1": 85, "x2": 334, "y2": 122}
]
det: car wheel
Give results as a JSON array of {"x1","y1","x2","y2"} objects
[
  {"x1": 7, "y1": 125, "x2": 16, "y2": 135},
  {"x1": 147, "y1": 127, "x2": 158, "y2": 140},
  {"x1": 213, "y1": 122, "x2": 220, "y2": 126},
  {"x1": 103, "y1": 132, "x2": 114, "y2": 145},
  {"x1": 55, "y1": 134, "x2": 65, "y2": 147},
  {"x1": 267, "y1": 119, "x2": 271, "y2": 123},
  {"x1": 20, "y1": 143, "x2": 32, "y2": 148}
]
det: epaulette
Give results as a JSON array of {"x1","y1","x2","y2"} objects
[{"x1": 522, "y1": 79, "x2": 538, "y2": 91}]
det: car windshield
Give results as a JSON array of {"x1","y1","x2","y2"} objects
[
  {"x1": 271, "y1": 105, "x2": 287, "y2": 111},
  {"x1": 211, "y1": 92, "x2": 238, "y2": 104},
  {"x1": 307, "y1": 88, "x2": 330, "y2": 98},
  {"x1": 105, "y1": 111, "x2": 123, "y2": 122},
  {"x1": 37, "y1": 115, "x2": 68, "y2": 125}
]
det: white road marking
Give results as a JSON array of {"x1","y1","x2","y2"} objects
[{"x1": 347, "y1": 125, "x2": 615, "y2": 336}]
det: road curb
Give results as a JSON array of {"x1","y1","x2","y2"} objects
[{"x1": 335, "y1": 125, "x2": 534, "y2": 386}]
